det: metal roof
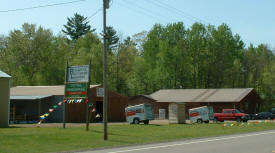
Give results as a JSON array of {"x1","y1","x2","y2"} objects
[
  {"x1": 10, "y1": 95, "x2": 52, "y2": 100},
  {"x1": 10, "y1": 85, "x2": 100, "y2": 96},
  {"x1": 0, "y1": 70, "x2": 11, "y2": 78},
  {"x1": 150, "y1": 88, "x2": 254, "y2": 103}
]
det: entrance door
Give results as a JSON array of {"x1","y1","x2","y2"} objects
[{"x1": 95, "y1": 101, "x2": 103, "y2": 121}]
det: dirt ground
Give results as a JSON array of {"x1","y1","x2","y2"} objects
[
  {"x1": 9, "y1": 120, "x2": 171, "y2": 128},
  {"x1": 9, "y1": 119, "x2": 275, "y2": 128}
]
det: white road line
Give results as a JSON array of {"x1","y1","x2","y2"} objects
[{"x1": 108, "y1": 131, "x2": 275, "y2": 153}]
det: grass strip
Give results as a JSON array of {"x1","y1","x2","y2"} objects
[{"x1": 0, "y1": 122, "x2": 275, "y2": 153}]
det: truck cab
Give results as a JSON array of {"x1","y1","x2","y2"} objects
[{"x1": 214, "y1": 109, "x2": 248, "y2": 122}]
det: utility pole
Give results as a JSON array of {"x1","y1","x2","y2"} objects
[{"x1": 103, "y1": 0, "x2": 109, "y2": 141}]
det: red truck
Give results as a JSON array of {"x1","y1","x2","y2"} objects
[{"x1": 214, "y1": 109, "x2": 249, "y2": 122}]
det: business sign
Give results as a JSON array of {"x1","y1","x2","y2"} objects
[
  {"x1": 68, "y1": 65, "x2": 89, "y2": 82},
  {"x1": 96, "y1": 87, "x2": 104, "y2": 97},
  {"x1": 65, "y1": 83, "x2": 88, "y2": 98}
]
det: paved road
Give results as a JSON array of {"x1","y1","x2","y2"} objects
[{"x1": 78, "y1": 130, "x2": 275, "y2": 153}]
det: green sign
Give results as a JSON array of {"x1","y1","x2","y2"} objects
[{"x1": 65, "y1": 83, "x2": 88, "y2": 98}]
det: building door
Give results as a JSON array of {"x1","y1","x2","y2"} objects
[{"x1": 95, "y1": 101, "x2": 103, "y2": 121}]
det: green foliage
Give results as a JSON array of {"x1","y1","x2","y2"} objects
[
  {"x1": 73, "y1": 32, "x2": 103, "y2": 84},
  {"x1": 105, "y1": 26, "x2": 119, "y2": 52},
  {"x1": 62, "y1": 13, "x2": 94, "y2": 41},
  {"x1": 0, "y1": 23, "x2": 69, "y2": 85},
  {"x1": 0, "y1": 21, "x2": 274, "y2": 111}
]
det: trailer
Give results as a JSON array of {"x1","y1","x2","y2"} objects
[
  {"x1": 189, "y1": 106, "x2": 214, "y2": 124},
  {"x1": 125, "y1": 104, "x2": 154, "y2": 124}
]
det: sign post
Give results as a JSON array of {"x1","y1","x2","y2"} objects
[
  {"x1": 86, "y1": 61, "x2": 91, "y2": 131},
  {"x1": 63, "y1": 61, "x2": 91, "y2": 131},
  {"x1": 63, "y1": 61, "x2": 68, "y2": 129}
]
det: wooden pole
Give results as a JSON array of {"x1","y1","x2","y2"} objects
[
  {"x1": 86, "y1": 102, "x2": 89, "y2": 131},
  {"x1": 38, "y1": 99, "x2": 41, "y2": 121},
  {"x1": 103, "y1": 0, "x2": 109, "y2": 141},
  {"x1": 13, "y1": 103, "x2": 15, "y2": 122},
  {"x1": 86, "y1": 60, "x2": 91, "y2": 131},
  {"x1": 63, "y1": 61, "x2": 68, "y2": 129}
]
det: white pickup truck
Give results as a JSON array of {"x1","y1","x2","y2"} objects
[
  {"x1": 125, "y1": 104, "x2": 154, "y2": 124},
  {"x1": 189, "y1": 106, "x2": 214, "y2": 124}
]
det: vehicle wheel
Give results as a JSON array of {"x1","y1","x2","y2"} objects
[
  {"x1": 144, "y1": 120, "x2": 149, "y2": 125},
  {"x1": 197, "y1": 119, "x2": 203, "y2": 124},
  {"x1": 133, "y1": 118, "x2": 140, "y2": 124},
  {"x1": 204, "y1": 120, "x2": 209, "y2": 123},
  {"x1": 267, "y1": 117, "x2": 271, "y2": 120},
  {"x1": 236, "y1": 117, "x2": 241, "y2": 122}
]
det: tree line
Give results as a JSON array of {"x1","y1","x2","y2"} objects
[{"x1": 0, "y1": 13, "x2": 274, "y2": 110}]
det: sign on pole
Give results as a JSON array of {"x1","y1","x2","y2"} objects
[
  {"x1": 65, "y1": 83, "x2": 88, "y2": 98},
  {"x1": 96, "y1": 87, "x2": 104, "y2": 97},
  {"x1": 68, "y1": 65, "x2": 89, "y2": 82},
  {"x1": 63, "y1": 62, "x2": 91, "y2": 131}
]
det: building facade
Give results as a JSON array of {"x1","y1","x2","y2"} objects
[
  {"x1": 0, "y1": 70, "x2": 11, "y2": 127},
  {"x1": 10, "y1": 85, "x2": 128, "y2": 123},
  {"x1": 129, "y1": 88, "x2": 262, "y2": 120}
]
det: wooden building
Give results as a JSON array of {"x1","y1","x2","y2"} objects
[
  {"x1": 128, "y1": 95, "x2": 169, "y2": 119},
  {"x1": 10, "y1": 85, "x2": 128, "y2": 123},
  {"x1": 0, "y1": 70, "x2": 11, "y2": 127},
  {"x1": 129, "y1": 88, "x2": 262, "y2": 120},
  {"x1": 66, "y1": 85, "x2": 128, "y2": 122}
]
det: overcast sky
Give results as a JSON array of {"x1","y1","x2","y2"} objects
[{"x1": 1, "y1": 0, "x2": 275, "y2": 48}]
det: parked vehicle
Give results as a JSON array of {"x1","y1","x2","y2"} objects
[
  {"x1": 189, "y1": 106, "x2": 214, "y2": 124},
  {"x1": 214, "y1": 109, "x2": 248, "y2": 122},
  {"x1": 271, "y1": 108, "x2": 275, "y2": 114},
  {"x1": 250, "y1": 112, "x2": 275, "y2": 120},
  {"x1": 125, "y1": 104, "x2": 154, "y2": 124}
]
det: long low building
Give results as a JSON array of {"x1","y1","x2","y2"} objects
[
  {"x1": 10, "y1": 85, "x2": 128, "y2": 123},
  {"x1": 129, "y1": 88, "x2": 262, "y2": 120},
  {"x1": 10, "y1": 86, "x2": 262, "y2": 123}
]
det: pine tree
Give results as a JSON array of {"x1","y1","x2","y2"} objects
[{"x1": 62, "y1": 13, "x2": 94, "y2": 41}]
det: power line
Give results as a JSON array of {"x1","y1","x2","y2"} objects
[
  {"x1": 87, "y1": 7, "x2": 102, "y2": 20},
  {"x1": 146, "y1": 0, "x2": 196, "y2": 22},
  {"x1": 0, "y1": 0, "x2": 87, "y2": 13},
  {"x1": 125, "y1": 0, "x2": 177, "y2": 22},
  {"x1": 115, "y1": 1, "x2": 169, "y2": 23},
  {"x1": 152, "y1": 0, "x2": 210, "y2": 24}
]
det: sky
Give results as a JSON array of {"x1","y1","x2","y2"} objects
[{"x1": 1, "y1": 0, "x2": 275, "y2": 48}]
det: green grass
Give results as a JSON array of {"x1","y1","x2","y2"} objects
[{"x1": 1, "y1": 123, "x2": 275, "y2": 153}]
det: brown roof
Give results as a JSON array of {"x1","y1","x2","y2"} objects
[
  {"x1": 129, "y1": 95, "x2": 155, "y2": 101},
  {"x1": 11, "y1": 85, "x2": 100, "y2": 96},
  {"x1": 150, "y1": 88, "x2": 254, "y2": 103}
]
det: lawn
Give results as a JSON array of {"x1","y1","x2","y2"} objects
[{"x1": 1, "y1": 122, "x2": 275, "y2": 153}]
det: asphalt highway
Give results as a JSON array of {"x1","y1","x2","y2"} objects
[{"x1": 78, "y1": 130, "x2": 275, "y2": 153}]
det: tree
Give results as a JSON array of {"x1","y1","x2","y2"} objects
[
  {"x1": 62, "y1": 13, "x2": 94, "y2": 41},
  {"x1": 73, "y1": 32, "x2": 103, "y2": 84},
  {"x1": 0, "y1": 23, "x2": 54, "y2": 85},
  {"x1": 132, "y1": 31, "x2": 147, "y2": 54},
  {"x1": 105, "y1": 26, "x2": 119, "y2": 52}
]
